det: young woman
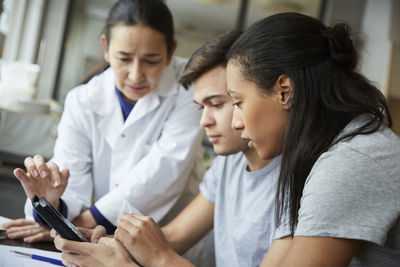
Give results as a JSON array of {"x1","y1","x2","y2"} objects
[
  {"x1": 226, "y1": 12, "x2": 400, "y2": 266},
  {"x1": 4, "y1": 0, "x2": 203, "y2": 242}
]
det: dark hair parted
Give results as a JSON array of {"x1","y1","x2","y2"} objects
[
  {"x1": 179, "y1": 30, "x2": 242, "y2": 89},
  {"x1": 227, "y1": 12, "x2": 392, "y2": 233},
  {"x1": 104, "y1": 0, "x2": 175, "y2": 54}
]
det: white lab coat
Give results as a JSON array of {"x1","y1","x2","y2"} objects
[{"x1": 24, "y1": 56, "x2": 205, "y2": 224}]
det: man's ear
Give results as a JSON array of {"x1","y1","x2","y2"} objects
[
  {"x1": 166, "y1": 41, "x2": 177, "y2": 65},
  {"x1": 275, "y1": 74, "x2": 293, "y2": 109},
  {"x1": 101, "y1": 34, "x2": 110, "y2": 63}
]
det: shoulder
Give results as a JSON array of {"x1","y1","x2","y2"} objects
[
  {"x1": 171, "y1": 56, "x2": 188, "y2": 77},
  {"x1": 154, "y1": 56, "x2": 188, "y2": 98},
  {"x1": 296, "y1": 118, "x2": 400, "y2": 244},
  {"x1": 64, "y1": 68, "x2": 113, "y2": 110},
  {"x1": 208, "y1": 153, "x2": 246, "y2": 175},
  {"x1": 65, "y1": 69, "x2": 110, "y2": 101},
  {"x1": 300, "y1": 124, "x2": 400, "y2": 221},
  {"x1": 202, "y1": 153, "x2": 245, "y2": 192},
  {"x1": 313, "y1": 123, "x2": 400, "y2": 186}
]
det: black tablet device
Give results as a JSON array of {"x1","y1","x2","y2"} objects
[{"x1": 31, "y1": 195, "x2": 88, "y2": 242}]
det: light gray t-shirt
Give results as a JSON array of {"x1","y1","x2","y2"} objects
[
  {"x1": 200, "y1": 153, "x2": 290, "y2": 267},
  {"x1": 296, "y1": 116, "x2": 400, "y2": 266}
]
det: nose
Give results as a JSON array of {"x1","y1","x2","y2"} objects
[
  {"x1": 231, "y1": 107, "x2": 244, "y2": 130},
  {"x1": 128, "y1": 59, "x2": 144, "y2": 82},
  {"x1": 200, "y1": 108, "x2": 215, "y2": 128}
]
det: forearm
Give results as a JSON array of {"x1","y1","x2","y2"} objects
[
  {"x1": 162, "y1": 222, "x2": 209, "y2": 255},
  {"x1": 153, "y1": 248, "x2": 195, "y2": 267},
  {"x1": 162, "y1": 225, "x2": 192, "y2": 254},
  {"x1": 162, "y1": 194, "x2": 214, "y2": 254},
  {"x1": 72, "y1": 209, "x2": 97, "y2": 228}
]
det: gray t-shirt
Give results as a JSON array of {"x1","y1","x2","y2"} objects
[
  {"x1": 200, "y1": 153, "x2": 290, "y2": 267},
  {"x1": 296, "y1": 116, "x2": 400, "y2": 266}
]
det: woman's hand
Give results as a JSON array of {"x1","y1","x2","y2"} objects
[
  {"x1": 115, "y1": 213, "x2": 193, "y2": 267},
  {"x1": 78, "y1": 225, "x2": 107, "y2": 243},
  {"x1": 14, "y1": 154, "x2": 69, "y2": 209},
  {"x1": 2, "y1": 218, "x2": 52, "y2": 243},
  {"x1": 53, "y1": 234, "x2": 138, "y2": 267}
]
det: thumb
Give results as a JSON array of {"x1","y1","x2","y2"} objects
[
  {"x1": 13, "y1": 168, "x2": 29, "y2": 183},
  {"x1": 97, "y1": 236, "x2": 114, "y2": 246},
  {"x1": 60, "y1": 169, "x2": 70, "y2": 185},
  {"x1": 50, "y1": 229, "x2": 59, "y2": 238},
  {"x1": 91, "y1": 225, "x2": 107, "y2": 243}
]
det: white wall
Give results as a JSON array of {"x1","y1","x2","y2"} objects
[
  {"x1": 359, "y1": 0, "x2": 393, "y2": 97},
  {"x1": 387, "y1": 0, "x2": 400, "y2": 99},
  {"x1": 388, "y1": 43, "x2": 400, "y2": 99}
]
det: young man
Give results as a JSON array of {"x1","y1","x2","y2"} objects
[{"x1": 54, "y1": 31, "x2": 290, "y2": 267}]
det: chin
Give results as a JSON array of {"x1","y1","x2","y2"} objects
[
  {"x1": 213, "y1": 146, "x2": 227, "y2": 156},
  {"x1": 214, "y1": 145, "x2": 243, "y2": 156},
  {"x1": 257, "y1": 148, "x2": 280, "y2": 161}
]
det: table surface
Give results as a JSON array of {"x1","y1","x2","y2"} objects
[{"x1": 0, "y1": 237, "x2": 58, "y2": 252}]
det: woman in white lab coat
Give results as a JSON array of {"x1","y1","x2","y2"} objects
[{"x1": 4, "y1": 0, "x2": 203, "y2": 242}]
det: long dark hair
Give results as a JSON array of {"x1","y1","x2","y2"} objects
[
  {"x1": 104, "y1": 0, "x2": 175, "y2": 54},
  {"x1": 227, "y1": 12, "x2": 392, "y2": 233}
]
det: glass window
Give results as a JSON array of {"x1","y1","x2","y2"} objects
[
  {"x1": 54, "y1": 0, "x2": 322, "y2": 104},
  {"x1": 0, "y1": 0, "x2": 11, "y2": 58}
]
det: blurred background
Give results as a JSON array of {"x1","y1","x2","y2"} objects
[{"x1": 0, "y1": 0, "x2": 399, "y2": 218}]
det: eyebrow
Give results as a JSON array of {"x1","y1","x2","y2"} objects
[
  {"x1": 117, "y1": 51, "x2": 162, "y2": 57},
  {"x1": 203, "y1": 94, "x2": 224, "y2": 103},
  {"x1": 193, "y1": 94, "x2": 224, "y2": 105}
]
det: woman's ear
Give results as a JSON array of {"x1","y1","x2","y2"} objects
[
  {"x1": 101, "y1": 34, "x2": 110, "y2": 62},
  {"x1": 275, "y1": 74, "x2": 293, "y2": 109}
]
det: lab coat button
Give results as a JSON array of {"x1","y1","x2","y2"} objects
[
  {"x1": 121, "y1": 134, "x2": 125, "y2": 138},
  {"x1": 115, "y1": 183, "x2": 119, "y2": 187}
]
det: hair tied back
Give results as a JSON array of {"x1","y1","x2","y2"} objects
[{"x1": 322, "y1": 23, "x2": 357, "y2": 71}]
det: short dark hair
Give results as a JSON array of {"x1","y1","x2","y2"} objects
[
  {"x1": 227, "y1": 12, "x2": 392, "y2": 233},
  {"x1": 179, "y1": 30, "x2": 242, "y2": 89},
  {"x1": 104, "y1": 0, "x2": 175, "y2": 54}
]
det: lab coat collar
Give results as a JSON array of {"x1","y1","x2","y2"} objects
[
  {"x1": 88, "y1": 57, "x2": 182, "y2": 149},
  {"x1": 88, "y1": 57, "x2": 181, "y2": 118}
]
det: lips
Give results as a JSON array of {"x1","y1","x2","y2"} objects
[
  {"x1": 127, "y1": 84, "x2": 147, "y2": 92},
  {"x1": 207, "y1": 134, "x2": 221, "y2": 144}
]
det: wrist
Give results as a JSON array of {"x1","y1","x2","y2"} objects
[
  {"x1": 72, "y1": 210, "x2": 97, "y2": 228},
  {"x1": 153, "y1": 248, "x2": 194, "y2": 267},
  {"x1": 51, "y1": 199, "x2": 61, "y2": 211}
]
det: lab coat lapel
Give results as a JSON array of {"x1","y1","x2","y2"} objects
[
  {"x1": 98, "y1": 101, "x2": 124, "y2": 150},
  {"x1": 89, "y1": 68, "x2": 124, "y2": 150},
  {"x1": 88, "y1": 58, "x2": 181, "y2": 147},
  {"x1": 122, "y1": 92, "x2": 160, "y2": 128}
]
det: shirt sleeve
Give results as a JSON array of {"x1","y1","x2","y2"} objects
[
  {"x1": 273, "y1": 211, "x2": 292, "y2": 240},
  {"x1": 89, "y1": 206, "x2": 117, "y2": 234},
  {"x1": 295, "y1": 147, "x2": 399, "y2": 246}
]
